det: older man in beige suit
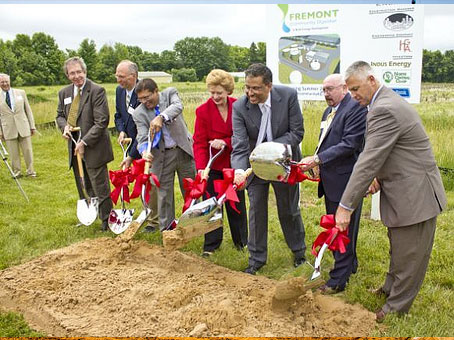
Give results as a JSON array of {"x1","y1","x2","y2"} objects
[
  {"x1": 0, "y1": 73, "x2": 36, "y2": 178},
  {"x1": 336, "y1": 61, "x2": 446, "y2": 323}
]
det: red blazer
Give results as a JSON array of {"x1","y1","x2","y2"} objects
[{"x1": 193, "y1": 96, "x2": 236, "y2": 171}]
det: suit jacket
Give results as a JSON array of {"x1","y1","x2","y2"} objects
[
  {"x1": 56, "y1": 78, "x2": 114, "y2": 169},
  {"x1": 0, "y1": 89, "x2": 35, "y2": 140},
  {"x1": 340, "y1": 86, "x2": 446, "y2": 228},
  {"x1": 133, "y1": 87, "x2": 194, "y2": 178},
  {"x1": 114, "y1": 84, "x2": 141, "y2": 159},
  {"x1": 193, "y1": 96, "x2": 236, "y2": 171},
  {"x1": 231, "y1": 85, "x2": 304, "y2": 180},
  {"x1": 317, "y1": 93, "x2": 367, "y2": 202}
]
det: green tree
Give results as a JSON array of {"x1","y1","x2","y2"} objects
[
  {"x1": 140, "y1": 51, "x2": 162, "y2": 71},
  {"x1": 229, "y1": 45, "x2": 249, "y2": 71},
  {"x1": 248, "y1": 42, "x2": 259, "y2": 64},
  {"x1": 257, "y1": 42, "x2": 266, "y2": 64},
  {"x1": 31, "y1": 32, "x2": 66, "y2": 84},
  {"x1": 126, "y1": 45, "x2": 144, "y2": 69},
  {"x1": 97, "y1": 44, "x2": 117, "y2": 83},
  {"x1": 160, "y1": 50, "x2": 182, "y2": 72},
  {"x1": 171, "y1": 68, "x2": 197, "y2": 82},
  {"x1": 174, "y1": 37, "x2": 231, "y2": 79},
  {"x1": 78, "y1": 39, "x2": 99, "y2": 81},
  {"x1": 0, "y1": 40, "x2": 18, "y2": 80}
]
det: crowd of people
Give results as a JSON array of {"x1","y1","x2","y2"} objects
[{"x1": 1, "y1": 57, "x2": 446, "y2": 323}]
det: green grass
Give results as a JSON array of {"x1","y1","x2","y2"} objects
[{"x1": 1, "y1": 82, "x2": 454, "y2": 336}]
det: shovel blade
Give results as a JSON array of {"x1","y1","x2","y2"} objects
[
  {"x1": 108, "y1": 208, "x2": 135, "y2": 234},
  {"x1": 77, "y1": 197, "x2": 99, "y2": 226}
]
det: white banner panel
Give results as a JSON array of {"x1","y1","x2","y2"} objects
[{"x1": 267, "y1": 4, "x2": 424, "y2": 103}]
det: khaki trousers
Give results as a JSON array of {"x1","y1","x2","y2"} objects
[{"x1": 5, "y1": 135, "x2": 34, "y2": 176}]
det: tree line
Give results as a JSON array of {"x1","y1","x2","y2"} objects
[
  {"x1": 422, "y1": 49, "x2": 454, "y2": 83},
  {"x1": 0, "y1": 33, "x2": 266, "y2": 86}
]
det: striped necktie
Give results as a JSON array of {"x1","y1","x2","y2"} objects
[
  {"x1": 126, "y1": 92, "x2": 131, "y2": 110},
  {"x1": 67, "y1": 88, "x2": 81, "y2": 127}
]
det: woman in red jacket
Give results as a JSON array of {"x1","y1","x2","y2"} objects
[{"x1": 193, "y1": 69, "x2": 248, "y2": 256}]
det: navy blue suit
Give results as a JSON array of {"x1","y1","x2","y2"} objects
[
  {"x1": 114, "y1": 85, "x2": 141, "y2": 159},
  {"x1": 317, "y1": 93, "x2": 367, "y2": 290}
]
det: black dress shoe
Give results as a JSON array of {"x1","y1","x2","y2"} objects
[
  {"x1": 293, "y1": 256, "x2": 306, "y2": 268},
  {"x1": 143, "y1": 225, "x2": 158, "y2": 233},
  {"x1": 319, "y1": 284, "x2": 344, "y2": 295},
  {"x1": 243, "y1": 264, "x2": 264, "y2": 275},
  {"x1": 101, "y1": 220, "x2": 109, "y2": 232}
]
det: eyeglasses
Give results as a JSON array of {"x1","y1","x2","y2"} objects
[
  {"x1": 138, "y1": 93, "x2": 154, "y2": 103},
  {"x1": 243, "y1": 85, "x2": 266, "y2": 93},
  {"x1": 322, "y1": 84, "x2": 343, "y2": 93}
]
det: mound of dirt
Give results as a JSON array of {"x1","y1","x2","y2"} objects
[{"x1": 0, "y1": 238, "x2": 376, "y2": 336}]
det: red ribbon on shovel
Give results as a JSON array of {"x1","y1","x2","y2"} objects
[
  {"x1": 130, "y1": 158, "x2": 160, "y2": 203},
  {"x1": 109, "y1": 168, "x2": 134, "y2": 204},
  {"x1": 311, "y1": 214, "x2": 350, "y2": 256},
  {"x1": 213, "y1": 168, "x2": 240, "y2": 213},
  {"x1": 182, "y1": 173, "x2": 208, "y2": 212},
  {"x1": 283, "y1": 164, "x2": 320, "y2": 185}
]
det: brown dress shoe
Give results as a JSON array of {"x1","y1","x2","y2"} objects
[
  {"x1": 319, "y1": 284, "x2": 342, "y2": 295},
  {"x1": 375, "y1": 308, "x2": 387, "y2": 323},
  {"x1": 369, "y1": 287, "x2": 389, "y2": 297}
]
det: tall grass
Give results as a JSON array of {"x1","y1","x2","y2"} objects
[{"x1": 1, "y1": 82, "x2": 454, "y2": 336}]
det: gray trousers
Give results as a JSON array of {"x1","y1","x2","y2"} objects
[
  {"x1": 247, "y1": 177, "x2": 306, "y2": 267},
  {"x1": 157, "y1": 147, "x2": 195, "y2": 229},
  {"x1": 71, "y1": 156, "x2": 113, "y2": 223},
  {"x1": 382, "y1": 216, "x2": 437, "y2": 313}
]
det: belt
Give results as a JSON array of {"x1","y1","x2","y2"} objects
[{"x1": 165, "y1": 145, "x2": 178, "y2": 150}]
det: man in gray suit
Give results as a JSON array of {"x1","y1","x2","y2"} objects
[
  {"x1": 133, "y1": 78, "x2": 195, "y2": 230},
  {"x1": 336, "y1": 61, "x2": 446, "y2": 322},
  {"x1": 232, "y1": 63, "x2": 306, "y2": 275},
  {"x1": 56, "y1": 57, "x2": 114, "y2": 232}
]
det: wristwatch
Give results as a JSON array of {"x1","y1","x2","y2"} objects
[{"x1": 314, "y1": 155, "x2": 321, "y2": 165}]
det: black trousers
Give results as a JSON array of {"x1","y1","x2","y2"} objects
[
  {"x1": 203, "y1": 169, "x2": 248, "y2": 252},
  {"x1": 325, "y1": 198, "x2": 362, "y2": 289}
]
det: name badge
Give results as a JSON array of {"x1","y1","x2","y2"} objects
[
  {"x1": 64, "y1": 97, "x2": 72, "y2": 105},
  {"x1": 128, "y1": 106, "x2": 135, "y2": 115},
  {"x1": 320, "y1": 121, "x2": 327, "y2": 130},
  {"x1": 17, "y1": 95, "x2": 23, "y2": 100}
]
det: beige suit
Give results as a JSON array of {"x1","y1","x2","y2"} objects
[
  {"x1": 0, "y1": 88, "x2": 36, "y2": 176},
  {"x1": 340, "y1": 86, "x2": 446, "y2": 313}
]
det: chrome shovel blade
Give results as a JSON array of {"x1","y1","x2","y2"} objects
[
  {"x1": 76, "y1": 197, "x2": 99, "y2": 226},
  {"x1": 108, "y1": 208, "x2": 135, "y2": 234},
  {"x1": 310, "y1": 243, "x2": 329, "y2": 281}
]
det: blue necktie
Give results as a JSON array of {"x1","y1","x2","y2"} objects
[
  {"x1": 5, "y1": 92, "x2": 11, "y2": 109},
  {"x1": 152, "y1": 105, "x2": 162, "y2": 148}
]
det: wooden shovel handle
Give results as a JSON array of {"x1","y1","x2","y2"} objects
[
  {"x1": 122, "y1": 137, "x2": 132, "y2": 144},
  {"x1": 70, "y1": 126, "x2": 81, "y2": 132},
  {"x1": 76, "y1": 151, "x2": 84, "y2": 179}
]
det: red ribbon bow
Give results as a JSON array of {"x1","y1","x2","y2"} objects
[
  {"x1": 283, "y1": 164, "x2": 320, "y2": 185},
  {"x1": 182, "y1": 173, "x2": 208, "y2": 212},
  {"x1": 130, "y1": 159, "x2": 160, "y2": 204},
  {"x1": 311, "y1": 214, "x2": 350, "y2": 256},
  {"x1": 213, "y1": 168, "x2": 240, "y2": 213},
  {"x1": 109, "y1": 168, "x2": 134, "y2": 204}
]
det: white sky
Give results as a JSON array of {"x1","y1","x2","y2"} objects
[{"x1": 0, "y1": 4, "x2": 452, "y2": 52}]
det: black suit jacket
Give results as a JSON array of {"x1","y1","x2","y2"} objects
[
  {"x1": 114, "y1": 84, "x2": 141, "y2": 159},
  {"x1": 317, "y1": 93, "x2": 367, "y2": 202}
]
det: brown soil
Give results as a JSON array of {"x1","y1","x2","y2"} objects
[{"x1": 0, "y1": 237, "x2": 376, "y2": 336}]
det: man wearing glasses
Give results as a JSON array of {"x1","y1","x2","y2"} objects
[
  {"x1": 231, "y1": 63, "x2": 306, "y2": 275},
  {"x1": 133, "y1": 78, "x2": 195, "y2": 231},
  {"x1": 300, "y1": 74, "x2": 367, "y2": 293}
]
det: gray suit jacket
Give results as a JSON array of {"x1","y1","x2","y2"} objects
[
  {"x1": 340, "y1": 86, "x2": 446, "y2": 228},
  {"x1": 0, "y1": 89, "x2": 35, "y2": 140},
  {"x1": 56, "y1": 79, "x2": 114, "y2": 169},
  {"x1": 231, "y1": 85, "x2": 304, "y2": 178},
  {"x1": 133, "y1": 87, "x2": 194, "y2": 178}
]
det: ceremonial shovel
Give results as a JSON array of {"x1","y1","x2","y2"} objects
[
  {"x1": 108, "y1": 138, "x2": 134, "y2": 234},
  {"x1": 70, "y1": 127, "x2": 98, "y2": 226},
  {"x1": 310, "y1": 228, "x2": 339, "y2": 280}
]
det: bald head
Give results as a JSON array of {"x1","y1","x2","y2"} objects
[
  {"x1": 322, "y1": 73, "x2": 347, "y2": 107},
  {"x1": 115, "y1": 60, "x2": 138, "y2": 90}
]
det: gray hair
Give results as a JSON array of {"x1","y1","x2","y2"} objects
[
  {"x1": 63, "y1": 57, "x2": 87, "y2": 76},
  {"x1": 345, "y1": 61, "x2": 376, "y2": 81},
  {"x1": 119, "y1": 60, "x2": 138, "y2": 77},
  {"x1": 0, "y1": 73, "x2": 10, "y2": 81}
]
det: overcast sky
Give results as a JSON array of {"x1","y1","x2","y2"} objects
[{"x1": 0, "y1": 4, "x2": 452, "y2": 52}]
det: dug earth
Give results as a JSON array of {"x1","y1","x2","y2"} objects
[{"x1": 0, "y1": 238, "x2": 376, "y2": 336}]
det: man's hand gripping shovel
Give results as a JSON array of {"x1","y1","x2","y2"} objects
[
  {"x1": 108, "y1": 138, "x2": 135, "y2": 234},
  {"x1": 118, "y1": 128, "x2": 158, "y2": 241},
  {"x1": 69, "y1": 127, "x2": 98, "y2": 226}
]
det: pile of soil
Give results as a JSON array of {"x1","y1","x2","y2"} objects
[{"x1": 0, "y1": 237, "x2": 376, "y2": 336}]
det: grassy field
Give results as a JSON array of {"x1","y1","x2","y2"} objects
[{"x1": 0, "y1": 82, "x2": 453, "y2": 336}]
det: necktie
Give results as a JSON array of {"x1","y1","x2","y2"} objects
[
  {"x1": 126, "y1": 92, "x2": 131, "y2": 110},
  {"x1": 67, "y1": 88, "x2": 81, "y2": 127},
  {"x1": 5, "y1": 91, "x2": 11, "y2": 109},
  {"x1": 326, "y1": 108, "x2": 337, "y2": 124},
  {"x1": 256, "y1": 104, "x2": 272, "y2": 147}
]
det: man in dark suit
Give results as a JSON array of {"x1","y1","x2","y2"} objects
[
  {"x1": 56, "y1": 56, "x2": 114, "y2": 232},
  {"x1": 133, "y1": 78, "x2": 195, "y2": 230},
  {"x1": 114, "y1": 60, "x2": 159, "y2": 232},
  {"x1": 336, "y1": 61, "x2": 447, "y2": 322},
  {"x1": 300, "y1": 74, "x2": 367, "y2": 293},
  {"x1": 231, "y1": 63, "x2": 306, "y2": 275}
]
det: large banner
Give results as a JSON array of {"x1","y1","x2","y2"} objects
[{"x1": 267, "y1": 4, "x2": 424, "y2": 103}]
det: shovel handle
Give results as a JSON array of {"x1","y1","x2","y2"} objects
[
  {"x1": 76, "y1": 151, "x2": 84, "y2": 179},
  {"x1": 70, "y1": 126, "x2": 81, "y2": 132},
  {"x1": 122, "y1": 137, "x2": 132, "y2": 144}
]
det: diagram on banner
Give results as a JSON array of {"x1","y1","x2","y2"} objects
[{"x1": 278, "y1": 34, "x2": 340, "y2": 85}]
